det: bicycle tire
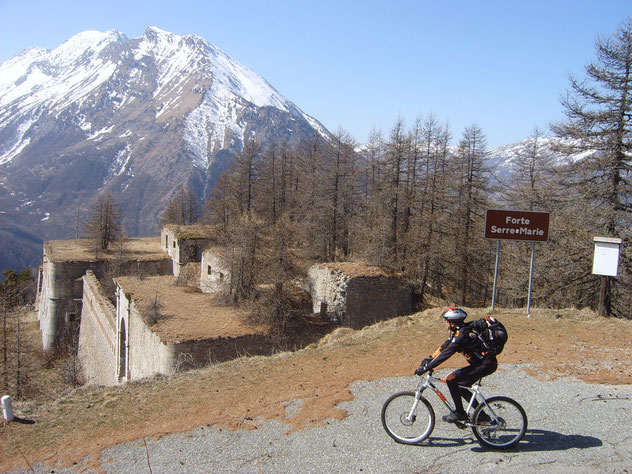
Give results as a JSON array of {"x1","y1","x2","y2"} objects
[
  {"x1": 381, "y1": 391, "x2": 435, "y2": 444},
  {"x1": 471, "y1": 396, "x2": 527, "y2": 449}
]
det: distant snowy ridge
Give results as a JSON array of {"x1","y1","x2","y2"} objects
[{"x1": 487, "y1": 136, "x2": 596, "y2": 181}]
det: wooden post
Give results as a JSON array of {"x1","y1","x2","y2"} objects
[{"x1": 598, "y1": 275, "x2": 607, "y2": 316}]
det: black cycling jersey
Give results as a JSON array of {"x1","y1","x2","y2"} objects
[{"x1": 426, "y1": 324, "x2": 497, "y2": 371}]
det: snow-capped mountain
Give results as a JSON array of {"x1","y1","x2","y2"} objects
[
  {"x1": 487, "y1": 136, "x2": 593, "y2": 177},
  {"x1": 0, "y1": 27, "x2": 328, "y2": 168},
  {"x1": 0, "y1": 27, "x2": 331, "y2": 271}
]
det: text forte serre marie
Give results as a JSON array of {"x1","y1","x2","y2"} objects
[{"x1": 489, "y1": 216, "x2": 545, "y2": 237}]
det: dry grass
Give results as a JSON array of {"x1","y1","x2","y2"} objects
[
  {"x1": 115, "y1": 275, "x2": 268, "y2": 342},
  {"x1": 45, "y1": 237, "x2": 169, "y2": 262},
  {"x1": 312, "y1": 261, "x2": 404, "y2": 278},
  {"x1": 1, "y1": 306, "x2": 632, "y2": 472}
]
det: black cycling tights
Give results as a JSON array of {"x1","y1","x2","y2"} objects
[{"x1": 445, "y1": 360, "x2": 497, "y2": 414}]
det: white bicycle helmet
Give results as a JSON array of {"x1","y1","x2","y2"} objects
[{"x1": 441, "y1": 306, "x2": 467, "y2": 322}]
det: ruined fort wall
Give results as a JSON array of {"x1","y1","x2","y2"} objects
[
  {"x1": 161, "y1": 227, "x2": 178, "y2": 274},
  {"x1": 35, "y1": 242, "x2": 171, "y2": 353},
  {"x1": 307, "y1": 266, "x2": 349, "y2": 317},
  {"x1": 344, "y1": 276, "x2": 413, "y2": 328},
  {"x1": 167, "y1": 334, "x2": 277, "y2": 370},
  {"x1": 37, "y1": 257, "x2": 93, "y2": 352},
  {"x1": 200, "y1": 251, "x2": 231, "y2": 294},
  {"x1": 123, "y1": 295, "x2": 178, "y2": 381},
  {"x1": 308, "y1": 265, "x2": 413, "y2": 329},
  {"x1": 118, "y1": 289, "x2": 277, "y2": 381},
  {"x1": 77, "y1": 271, "x2": 118, "y2": 386}
]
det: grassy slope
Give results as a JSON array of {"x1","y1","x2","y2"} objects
[{"x1": 1, "y1": 307, "x2": 631, "y2": 471}]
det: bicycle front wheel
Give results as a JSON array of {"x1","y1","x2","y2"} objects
[
  {"x1": 471, "y1": 396, "x2": 527, "y2": 449},
  {"x1": 381, "y1": 391, "x2": 435, "y2": 444}
]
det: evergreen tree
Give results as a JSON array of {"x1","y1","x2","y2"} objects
[{"x1": 551, "y1": 18, "x2": 632, "y2": 317}]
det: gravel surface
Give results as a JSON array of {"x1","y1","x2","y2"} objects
[{"x1": 16, "y1": 366, "x2": 632, "y2": 473}]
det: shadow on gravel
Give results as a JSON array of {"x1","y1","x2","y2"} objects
[
  {"x1": 470, "y1": 429, "x2": 602, "y2": 452},
  {"x1": 418, "y1": 430, "x2": 602, "y2": 452},
  {"x1": 422, "y1": 437, "x2": 477, "y2": 448}
]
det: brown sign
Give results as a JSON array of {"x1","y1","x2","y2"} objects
[{"x1": 485, "y1": 209, "x2": 550, "y2": 242}]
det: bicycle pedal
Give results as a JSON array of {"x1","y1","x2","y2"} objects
[{"x1": 454, "y1": 421, "x2": 467, "y2": 429}]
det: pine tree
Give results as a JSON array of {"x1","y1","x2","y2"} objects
[
  {"x1": 551, "y1": 18, "x2": 632, "y2": 317},
  {"x1": 449, "y1": 124, "x2": 491, "y2": 305},
  {"x1": 414, "y1": 115, "x2": 452, "y2": 303},
  {"x1": 84, "y1": 192, "x2": 123, "y2": 251},
  {"x1": 161, "y1": 186, "x2": 201, "y2": 226}
]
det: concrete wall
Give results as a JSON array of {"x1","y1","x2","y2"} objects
[
  {"x1": 161, "y1": 227, "x2": 179, "y2": 265},
  {"x1": 343, "y1": 276, "x2": 413, "y2": 328},
  {"x1": 308, "y1": 265, "x2": 413, "y2": 329},
  {"x1": 112, "y1": 288, "x2": 274, "y2": 383},
  {"x1": 78, "y1": 279, "x2": 178, "y2": 386},
  {"x1": 308, "y1": 266, "x2": 349, "y2": 318}
]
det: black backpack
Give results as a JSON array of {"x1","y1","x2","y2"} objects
[{"x1": 467, "y1": 316, "x2": 508, "y2": 356}]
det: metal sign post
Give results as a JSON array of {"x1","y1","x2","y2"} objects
[
  {"x1": 491, "y1": 240, "x2": 500, "y2": 310},
  {"x1": 485, "y1": 209, "x2": 550, "y2": 315},
  {"x1": 526, "y1": 242, "x2": 536, "y2": 317}
]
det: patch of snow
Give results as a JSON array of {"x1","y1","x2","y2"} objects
[
  {"x1": 76, "y1": 114, "x2": 92, "y2": 132},
  {"x1": 184, "y1": 83, "x2": 247, "y2": 168},
  {"x1": 0, "y1": 113, "x2": 39, "y2": 164},
  {"x1": 109, "y1": 145, "x2": 132, "y2": 176},
  {"x1": 88, "y1": 125, "x2": 114, "y2": 141}
]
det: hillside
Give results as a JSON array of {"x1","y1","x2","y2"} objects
[{"x1": 1, "y1": 306, "x2": 631, "y2": 471}]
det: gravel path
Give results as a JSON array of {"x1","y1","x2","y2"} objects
[{"x1": 17, "y1": 366, "x2": 632, "y2": 473}]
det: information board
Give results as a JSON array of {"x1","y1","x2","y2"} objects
[{"x1": 592, "y1": 237, "x2": 622, "y2": 277}]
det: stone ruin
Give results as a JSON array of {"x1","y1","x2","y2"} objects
[{"x1": 35, "y1": 226, "x2": 415, "y2": 385}]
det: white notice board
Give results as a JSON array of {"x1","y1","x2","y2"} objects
[{"x1": 592, "y1": 237, "x2": 622, "y2": 277}]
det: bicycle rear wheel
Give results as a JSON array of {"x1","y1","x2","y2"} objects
[
  {"x1": 471, "y1": 396, "x2": 527, "y2": 449},
  {"x1": 381, "y1": 391, "x2": 435, "y2": 444}
]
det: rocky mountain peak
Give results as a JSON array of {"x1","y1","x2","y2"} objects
[{"x1": 0, "y1": 27, "x2": 331, "y2": 273}]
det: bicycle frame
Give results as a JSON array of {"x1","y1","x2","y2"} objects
[
  {"x1": 410, "y1": 371, "x2": 492, "y2": 426},
  {"x1": 382, "y1": 370, "x2": 527, "y2": 448}
]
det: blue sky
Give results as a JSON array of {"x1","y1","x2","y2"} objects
[{"x1": 0, "y1": 0, "x2": 630, "y2": 148}]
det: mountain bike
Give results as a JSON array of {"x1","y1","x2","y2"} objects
[{"x1": 381, "y1": 370, "x2": 527, "y2": 449}]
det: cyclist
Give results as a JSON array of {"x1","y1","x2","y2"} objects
[{"x1": 414, "y1": 307, "x2": 497, "y2": 423}]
